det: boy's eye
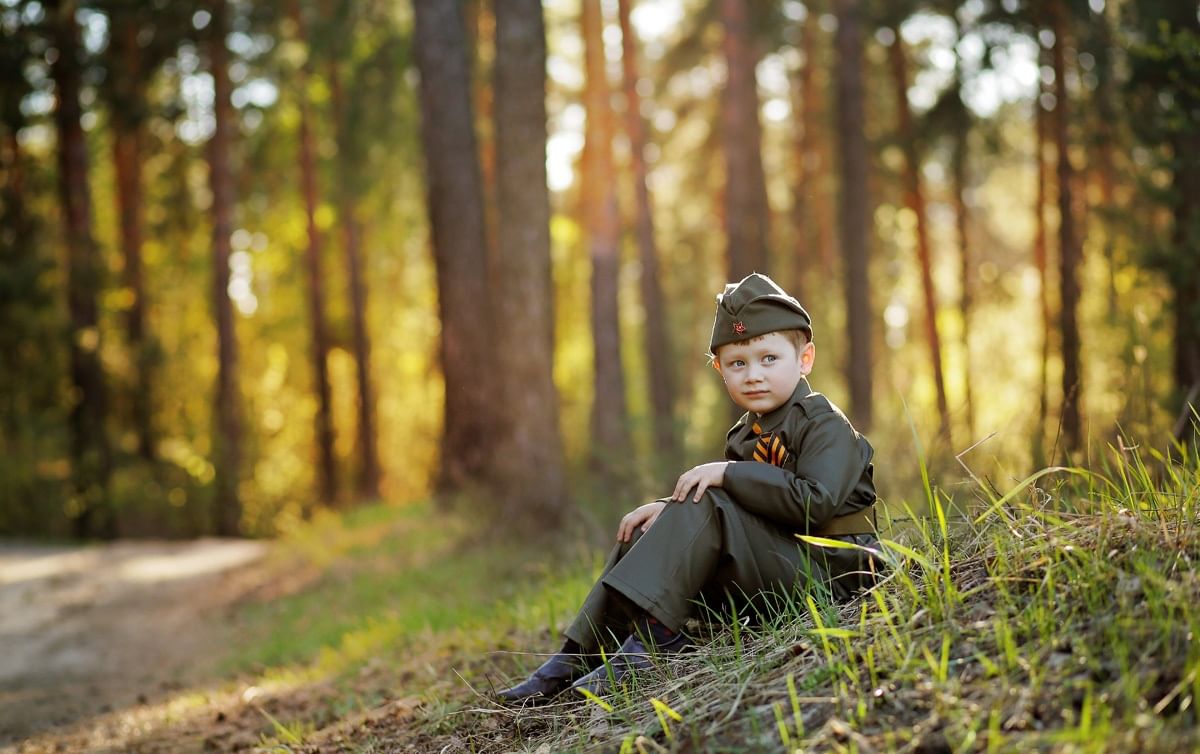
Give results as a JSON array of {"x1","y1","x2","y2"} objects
[
  {"x1": 763, "y1": 354, "x2": 776, "y2": 363},
  {"x1": 732, "y1": 360, "x2": 745, "y2": 368}
]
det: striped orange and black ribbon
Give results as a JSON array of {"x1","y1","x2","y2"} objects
[{"x1": 751, "y1": 421, "x2": 788, "y2": 467}]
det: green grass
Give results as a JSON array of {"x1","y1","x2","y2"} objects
[
  {"x1": 406, "y1": 443, "x2": 1197, "y2": 753},
  {"x1": 209, "y1": 442, "x2": 1200, "y2": 753}
]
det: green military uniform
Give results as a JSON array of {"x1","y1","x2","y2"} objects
[{"x1": 564, "y1": 273, "x2": 879, "y2": 650}]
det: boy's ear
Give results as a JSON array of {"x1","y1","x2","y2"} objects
[
  {"x1": 799, "y1": 341, "x2": 816, "y2": 375},
  {"x1": 711, "y1": 359, "x2": 722, "y2": 373}
]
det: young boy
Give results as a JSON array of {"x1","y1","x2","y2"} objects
[{"x1": 497, "y1": 272, "x2": 879, "y2": 703}]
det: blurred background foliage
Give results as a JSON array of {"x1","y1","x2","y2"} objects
[{"x1": 0, "y1": 0, "x2": 1196, "y2": 539}]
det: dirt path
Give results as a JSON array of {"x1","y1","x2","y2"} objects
[{"x1": 0, "y1": 538, "x2": 269, "y2": 747}]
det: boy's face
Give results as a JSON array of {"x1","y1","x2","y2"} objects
[{"x1": 714, "y1": 332, "x2": 815, "y2": 415}]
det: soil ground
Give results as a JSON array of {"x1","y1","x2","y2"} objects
[{"x1": 0, "y1": 539, "x2": 270, "y2": 750}]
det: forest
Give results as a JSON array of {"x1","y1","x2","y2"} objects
[
  {"x1": 0, "y1": 0, "x2": 1196, "y2": 538},
  {"x1": 1, "y1": 0, "x2": 1199, "y2": 750}
]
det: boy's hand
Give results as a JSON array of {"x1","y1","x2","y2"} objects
[
  {"x1": 617, "y1": 500, "x2": 667, "y2": 542},
  {"x1": 671, "y1": 462, "x2": 729, "y2": 503}
]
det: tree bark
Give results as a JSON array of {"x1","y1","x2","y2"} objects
[
  {"x1": 787, "y1": 10, "x2": 816, "y2": 304},
  {"x1": 292, "y1": 0, "x2": 337, "y2": 507},
  {"x1": 833, "y1": 0, "x2": 872, "y2": 431},
  {"x1": 109, "y1": 13, "x2": 154, "y2": 462},
  {"x1": 952, "y1": 45, "x2": 974, "y2": 440},
  {"x1": 617, "y1": 0, "x2": 677, "y2": 467},
  {"x1": 207, "y1": 0, "x2": 242, "y2": 536},
  {"x1": 1034, "y1": 68, "x2": 1052, "y2": 461},
  {"x1": 491, "y1": 0, "x2": 569, "y2": 528},
  {"x1": 1092, "y1": 8, "x2": 1119, "y2": 319},
  {"x1": 582, "y1": 0, "x2": 629, "y2": 467},
  {"x1": 412, "y1": 0, "x2": 497, "y2": 495},
  {"x1": 806, "y1": 23, "x2": 838, "y2": 281},
  {"x1": 50, "y1": 0, "x2": 114, "y2": 538},
  {"x1": 718, "y1": 0, "x2": 770, "y2": 280},
  {"x1": 1167, "y1": 9, "x2": 1200, "y2": 420},
  {"x1": 888, "y1": 31, "x2": 951, "y2": 443},
  {"x1": 1170, "y1": 127, "x2": 1200, "y2": 444},
  {"x1": 328, "y1": 56, "x2": 381, "y2": 501},
  {"x1": 1052, "y1": 4, "x2": 1082, "y2": 452}
]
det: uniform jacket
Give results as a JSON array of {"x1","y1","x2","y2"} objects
[{"x1": 721, "y1": 376, "x2": 879, "y2": 593}]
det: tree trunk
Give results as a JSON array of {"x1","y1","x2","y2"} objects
[
  {"x1": 1092, "y1": 9, "x2": 1119, "y2": 319},
  {"x1": 292, "y1": 1, "x2": 337, "y2": 507},
  {"x1": 1170, "y1": 127, "x2": 1200, "y2": 444},
  {"x1": 888, "y1": 31, "x2": 951, "y2": 443},
  {"x1": 1052, "y1": 4, "x2": 1082, "y2": 452},
  {"x1": 207, "y1": 0, "x2": 242, "y2": 536},
  {"x1": 1034, "y1": 65, "x2": 1051, "y2": 461},
  {"x1": 412, "y1": 0, "x2": 497, "y2": 495},
  {"x1": 491, "y1": 0, "x2": 569, "y2": 529},
  {"x1": 50, "y1": 0, "x2": 114, "y2": 538},
  {"x1": 328, "y1": 58, "x2": 381, "y2": 501},
  {"x1": 110, "y1": 14, "x2": 154, "y2": 462},
  {"x1": 465, "y1": 0, "x2": 498, "y2": 269},
  {"x1": 617, "y1": 0, "x2": 677, "y2": 467},
  {"x1": 952, "y1": 58, "x2": 974, "y2": 440},
  {"x1": 719, "y1": 0, "x2": 770, "y2": 280},
  {"x1": 833, "y1": 0, "x2": 872, "y2": 431},
  {"x1": 807, "y1": 28, "x2": 838, "y2": 282},
  {"x1": 787, "y1": 9, "x2": 816, "y2": 304},
  {"x1": 582, "y1": 0, "x2": 629, "y2": 467}
]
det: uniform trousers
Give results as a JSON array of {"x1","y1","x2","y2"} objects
[{"x1": 564, "y1": 489, "x2": 847, "y2": 652}]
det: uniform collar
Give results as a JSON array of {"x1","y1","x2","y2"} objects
[{"x1": 750, "y1": 377, "x2": 813, "y2": 434}]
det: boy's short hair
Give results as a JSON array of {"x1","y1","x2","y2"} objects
[{"x1": 711, "y1": 328, "x2": 810, "y2": 360}]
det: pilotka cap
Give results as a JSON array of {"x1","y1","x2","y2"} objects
[{"x1": 709, "y1": 272, "x2": 812, "y2": 353}]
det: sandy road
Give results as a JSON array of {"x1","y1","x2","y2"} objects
[{"x1": 0, "y1": 539, "x2": 269, "y2": 747}]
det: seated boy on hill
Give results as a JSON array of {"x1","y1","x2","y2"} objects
[{"x1": 497, "y1": 273, "x2": 880, "y2": 703}]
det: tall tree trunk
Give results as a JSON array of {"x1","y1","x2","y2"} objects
[
  {"x1": 1033, "y1": 71, "x2": 1052, "y2": 463},
  {"x1": 787, "y1": 9, "x2": 815, "y2": 304},
  {"x1": 953, "y1": 131, "x2": 973, "y2": 439},
  {"x1": 412, "y1": 0, "x2": 496, "y2": 495},
  {"x1": 833, "y1": 0, "x2": 872, "y2": 431},
  {"x1": 110, "y1": 15, "x2": 154, "y2": 462},
  {"x1": 1092, "y1": 8, "x2": 1119, "y2": 319},
  {"x1": 582, "y1": 0, "x2": 629, "y2": 467},
  {"x1": 328, "y1": 57, "x2": 381, "y2": 501},
  {"x1": 50, "y1": 0, "x2": 114, "y2": 538},
  {"x1": 1170, "y1": 127, "x2": 1200, "y2": 445},
  {"x1": 292, "y1": 1, "x2": 337, "y2": 507},
  {"x1": 491, "y1": 0, "x2": 569, "y2": 529},
  {"x1": 1052, "y1": 4, "x2": 1082, "y2": 452},
  {"x1": 207, "y1": 0, "x2": 242, "y2": 536},
  {"x1": 465, "y1": 0, "x2": 498, "y2": 268},
  {"x1": 952, "y1": 57, "x2": 974, "y2": 440},
  {"x1": 719, "y1": 0, "x2": 770, "y2": 280},
  {"x1": 617, "y1": 0, "x2": 676, "y2": 467},
  {"x1": 807, "y1": 27, "x2": 838, "y2": 281},
  {"x1": 888, "y1": 31, "x2": 951, "y2": 443}
]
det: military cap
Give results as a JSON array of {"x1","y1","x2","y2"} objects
[{"x1": 709, "y1": 272, "x2": 812, "y2": 352}]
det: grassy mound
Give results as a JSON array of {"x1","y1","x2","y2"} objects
[{"x1": 381, "y1": 453, "x2": 1199, "y2": 753}]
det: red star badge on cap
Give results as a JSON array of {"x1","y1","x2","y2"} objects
[{"x1": 733, "y1": 321, "x2": 746, "y2": 335}]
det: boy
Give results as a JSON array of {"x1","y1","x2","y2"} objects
[{"x1": 497, "y1": 273, "x2": 879, "y2": 703}]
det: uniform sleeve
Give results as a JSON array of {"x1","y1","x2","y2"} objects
[{"x1": 720, "y1": 411, "x2": 868, "y2": 529}]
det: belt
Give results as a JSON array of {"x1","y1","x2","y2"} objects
[{"x1": 811, "y1": 504, "x2": 876, "y2": 537}]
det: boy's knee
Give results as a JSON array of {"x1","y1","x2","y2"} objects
[{"x1": 655, "y1": 489, "x2": 731, "y2": 527}]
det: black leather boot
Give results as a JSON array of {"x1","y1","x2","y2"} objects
[
  {"x1": 496, "y1": 648, "x2": 595, "y2": 705},
  {"x1": 571, "y1": 618, "x2": 689, "y2": 697}
]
